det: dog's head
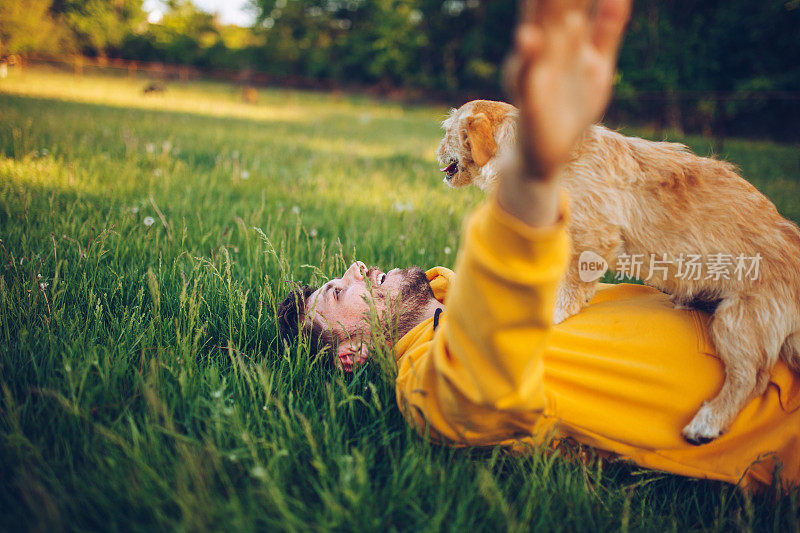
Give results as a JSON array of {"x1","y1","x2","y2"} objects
[{"x1": 436, "y1": 100, "x2": 518, "y2": 190}]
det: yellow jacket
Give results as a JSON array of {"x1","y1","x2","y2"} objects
[{"x1": 395, "y1": 199, "x2": 800, "y2": 489}]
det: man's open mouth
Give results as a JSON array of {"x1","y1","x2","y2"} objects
[{"x1": 440, "y1": 160, "x2": 458, "y2": 180}]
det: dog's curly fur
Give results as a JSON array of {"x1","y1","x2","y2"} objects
[{"x1": 437, "y1": 99, "x2": 800, "y2": 444}]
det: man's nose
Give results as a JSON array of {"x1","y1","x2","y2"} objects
[{"x1": 343, "y1": 261, "x2": 367, "y2": 282}]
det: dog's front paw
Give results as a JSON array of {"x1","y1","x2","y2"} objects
[
  {"x1": 682, "y1": 403, "x2": 723, "y2": 445},
  {"x1": 553, "y1": 305, "x2": 578, "y2": 325},
  {"x1": 554, "y1": 283, "x2": 590, "y2": 325}
]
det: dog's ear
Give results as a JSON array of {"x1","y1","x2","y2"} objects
[{"x1": 466, "y1": 113, "x2": 498, "y2": 167}]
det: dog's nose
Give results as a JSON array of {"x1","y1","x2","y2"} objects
[{"x1": 440, "y1": 161, "x2": 458, "y2": 182}]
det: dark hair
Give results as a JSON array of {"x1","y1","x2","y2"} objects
[{"x1": 277, "y1": 285, "x2": 335, "y2": 357}]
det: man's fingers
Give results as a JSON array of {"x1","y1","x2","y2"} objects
[
  {"x1": 516, "y1": 25, "x2": 545, "y2": 60},
  {"x1": 520, "y1": 0, "x2": 537, "y2": 23},
  {"x1": 511, "y1": 26, "x2": 544, "y2": 105},
  {"x1": 523, "y1": 0, "x2": 593, "y2": 24},
  {"x1": 592, "y1": 0, "x2": 632, "y2": 56}
]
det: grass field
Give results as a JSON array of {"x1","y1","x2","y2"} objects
[{"x1": 2, "y1": 67, "x2": 800, "y2": 531}]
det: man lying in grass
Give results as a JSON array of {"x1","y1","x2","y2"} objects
[{"x1": 278, "y1": 0, "x2": 800, "y2": 491}]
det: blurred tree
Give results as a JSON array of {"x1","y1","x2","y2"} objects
[
  {"x1": 245, "y1": 0, "x2": 799, "y2": 138},
  {"x1": 616, "y1": 0, "x2": 800, "y2": 138},
  {"x1": 0, "y1": 0, "x2": 73, "y2": 56},
  {"x1": 1, "y1": 0, "x2": 796, "y2": 138},
  {"x1": 618, "y1": 0, "x2": 800, "y2": 93},
  {"x1": 251, "y1": 0, "x2": 517, "y2": 95},
  {"x1": 50, "y1": 0, "x2": 146, "y2": 56},
  {"x1": 150, "y1": 0, "x2": 218, "y2": 64},
  {"x1": 121, "y1": 0, "x2": 251, "y2": 67},
  {"x1": 415, "y1": 0, "x2": 516, "y2": 94}
]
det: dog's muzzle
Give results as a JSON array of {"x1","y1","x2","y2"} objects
[{"x1": 440, "y1": 160, "x2": 458, "y2": 180}]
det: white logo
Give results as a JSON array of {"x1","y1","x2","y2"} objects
[{"x1": 578, "y1": 251, "x2": 608, "y2": 282}]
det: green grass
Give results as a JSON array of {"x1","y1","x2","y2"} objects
[{"x1": 2, "y1": 67, "x2": 800, "y2": 532}]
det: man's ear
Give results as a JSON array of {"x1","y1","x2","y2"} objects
[
  {"x1": 336, "y1": 341, "x2": 369, "y2": 372},
  {"x1": 466, "y1": 113, "x2": 498, "y2": 167}
]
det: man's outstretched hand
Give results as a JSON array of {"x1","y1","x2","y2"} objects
[
  {"x1": 513, "y1": 0, "x2": 631, "y2": 179},
  {"x1": 498, "y1": 0, "x2": 631, "y2": 227}
]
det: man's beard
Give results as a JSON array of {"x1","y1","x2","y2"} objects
[{"x1": 370, "y1": 267, "x2": 434, "y2": 344}]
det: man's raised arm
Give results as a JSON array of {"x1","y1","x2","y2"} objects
[
  {"x1": 395, "y1": 0, "x2": 631, "y2": 444},
  {"x1": 499, "y1": 0, "x2": 631, "y2": 227}
]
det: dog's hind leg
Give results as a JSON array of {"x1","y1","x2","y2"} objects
[
  {"x1": 682, "y1": 297, "x2": 781, "y2": 444},
  {"x1": 553, "y1": 229, "x2": 621, "y2": 324},
  {"x1": 553, "y1": 274, "x2": 599, "y2": 325}
]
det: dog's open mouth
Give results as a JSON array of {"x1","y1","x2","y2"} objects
[{"x1": 440, "y1": 160, "x2": 459, "y2": 180}]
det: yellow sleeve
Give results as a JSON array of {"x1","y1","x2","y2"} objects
[{"x1": 395, "y1": 197, "x2": 570, "y2": 445}]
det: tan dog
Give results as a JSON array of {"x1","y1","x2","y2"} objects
[
  {"x1": 437, "y1": 99, "x2": 800, "y2": 444},
  {"x1": 242, "y1": 86, "x2": 259, "y2": 104}
]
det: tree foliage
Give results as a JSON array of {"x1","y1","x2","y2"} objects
[
  {"x1": 51, "y1": 0, "x2": 146, "y2": 55},
  {"x1": 251, "y1": 0, "x2": 518, "y2": 96},
  {"x1": 1, "y1": 0, "x2": 798, "y2": 138},
  {"x1": 248, "y1": 0, "x2": 800, "y2": 96},
  {"x1": 121, "y1": 0, "x2": 222, "y2": 65},
  {"x1": 618, "y1": 0, "x2": 800, "y2": 93},
  {"x1": 0, "y1": 0, "x2": 71, "y2": 56}
]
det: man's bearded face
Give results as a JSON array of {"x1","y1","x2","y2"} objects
[{"x1": 305, "y1": 262, "x2": 434, "y2": 369}]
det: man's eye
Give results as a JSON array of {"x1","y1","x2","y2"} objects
[
  {"x1": 379, "y1": 274, "x2": 386, "y2": 285},
  {"x1": 334, "y1": 288, "x2": 341, "y2": 300}
]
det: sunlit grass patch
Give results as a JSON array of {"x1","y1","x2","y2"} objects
[{"x1": 1, "y1": 68, "x2": 799, "y2": 531}]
